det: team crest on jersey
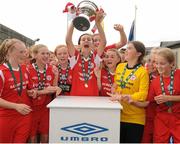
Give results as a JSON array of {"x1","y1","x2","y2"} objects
[
  {"x1": 130, "y1": 75, "x2": 136, "y2": 80},
  {"x1": 61, "y1": 74, "x2": 66, "y2": 80},
  {"x1": 46, "y1": 75, "x2": 52, "y2": 81}
]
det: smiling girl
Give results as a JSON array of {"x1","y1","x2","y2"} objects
[
  {"x1": 27, "y1": 44, "x2": 61, "y2": 143},
  {"x1": 54, "y1": 45, "x2": 75, "y2": 95},
  {"x1": 95, "y1": 49, "x2": 121, "y2": 96},
  {"x1": 148, "y1": 48, "x2": 180, "y2": 142},
  {"x1": 0, "y1": 39, "x2": 33, "y2": 142}
]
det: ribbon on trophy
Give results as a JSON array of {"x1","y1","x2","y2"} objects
[{"x1": 63, "y1": 2, "x2": 77, "y2": 21}]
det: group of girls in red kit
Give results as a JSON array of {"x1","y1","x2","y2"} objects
[
  {"x1": 1, "y1": 8, "x2": 180, "y2": 143},
  {"x1": 0, "y1": 39, "x2": 61, "y2": 143}
]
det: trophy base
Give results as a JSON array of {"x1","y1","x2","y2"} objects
[{"x1": 73, "y1": 16, "x2": 90, "y2": 31}]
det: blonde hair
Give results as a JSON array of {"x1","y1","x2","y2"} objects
[
  {"x1": 0, "y1": 38, "x2": 24, "y2": 64},
  {"x1": 29, "y1": 44, "x2": 48, "y2": 63},
  {"x1": 30, "y1": 44, "x2": 47, "y2": 56},
  {"x1": 150, "y1": 47, "x2": 160, "y2": 55},
  {"x1": 105, "y1": 48, "x2": 121, "y2": 68},
  {"x1": 157, "y1": 48, "x2": 175, "y2": 64},
  {"x1": 107, "y1": 48, "x2": 121, "y2": 62},
  {"x1": 54, "y1": 45, "x2": 67, "y2": 56}
]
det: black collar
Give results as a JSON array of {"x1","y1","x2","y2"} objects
[{"x1": 126, "y1": 63, "x2": 141, "y2": 69}]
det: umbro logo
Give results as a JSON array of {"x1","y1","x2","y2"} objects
[{"x1": 61, "y1": 123, "x2": 108, "y2": 136}]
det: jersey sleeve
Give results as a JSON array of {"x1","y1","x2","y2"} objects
[{"x1": 104, "y1": 44, "x2": 116, "y2": 51}]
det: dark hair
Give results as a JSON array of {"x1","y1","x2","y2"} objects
[
  {"x1": 129, "y1": 41, "x2": 146, "y2": 64},
  {"x1": 78, "y1": 33, "x2": 92, "y2": 45}
]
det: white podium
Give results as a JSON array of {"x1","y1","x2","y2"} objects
[{"x1": 47, "y1": 96, "x2": 122, "y2": 143}]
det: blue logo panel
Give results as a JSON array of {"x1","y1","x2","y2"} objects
[{"x1": 61, "y1": 123, "x2": 108, "y2": 136}]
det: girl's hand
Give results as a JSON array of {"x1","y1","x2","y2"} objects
[
  {"x1": 15, "y1": 103, "x2": 32, "y2": 115},
  {"x1": 55, "y1": 86, "x2": 62, "y2": 96},
  {"x1": 27, "y1": 89, "x2": 37, "y2": 99},
  {"x1": 121, "y1": 95, "x2": 133, "y2": 104},
  {"x1": 154, "y1": 94, "x2": 169, "y2": 104},
  {"x1": 114, "y1": 24, "x2": 124, "y2": 32},
  {"x1": 107, "y1": 92, "x2": 122, "y2": 101},
  {"x1": 95, "y1": 11, "x2": 104, "y2": 24},
  {"x1": 45, "y1": 86, "x2": 58, "y2": 93}
]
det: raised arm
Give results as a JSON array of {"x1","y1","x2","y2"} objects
[
  {"x1": 96, "y1": 11, "x2": 107, "y2": 56},
  {"x1": 66, "y1": 22, "x2": 76, "y2": 57},
  {"x1": 113, "y1": 24, "x2": 127, "y2": 48}
]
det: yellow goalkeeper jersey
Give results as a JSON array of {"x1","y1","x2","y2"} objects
[{"x1": 114, "y1": 63, "x2": 149, "y2": 125}]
